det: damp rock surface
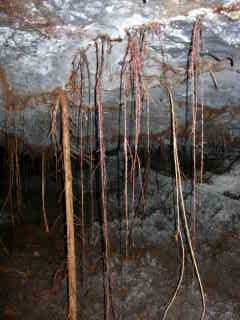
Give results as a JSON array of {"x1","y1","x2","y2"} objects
[
  {"x1": 1, "y1": 224, "x2": 239, "y2": 320},
  {"x1": 102, "y1": 154, "x2": 240, "y2": 245},
  {"x1": 0, "y1": 134, "x2": 240, "y2": 320}
]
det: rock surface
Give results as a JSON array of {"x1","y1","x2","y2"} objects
[
  {"x1": 0, "y1": 3, "x2": 240, "y2": 319},
  {"x1": 0, "y1": 0, "x2": 240, "y2": 150}
]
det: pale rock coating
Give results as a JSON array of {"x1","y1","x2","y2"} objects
[{"x1": 0, "y1": 0, "x2": 239, "y2": 149}]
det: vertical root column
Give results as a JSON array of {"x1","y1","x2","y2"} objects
[
  {"x1": 58, "y1": 89, "x2": 77, "y2": 320},
  {"x1": 94, "y1": 39, "x2": 112, "y2": 320},
  {"x1": 42, "y1": 151, "x2": 50, "y2": 233}
]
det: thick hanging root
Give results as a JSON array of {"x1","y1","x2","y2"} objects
[{"x1": 58, "y1": 89, "x2": 78, "y2": 320}]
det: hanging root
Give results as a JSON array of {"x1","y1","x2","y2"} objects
[
  {"x1": 42, "y1": 150, "x2": 50, "y2": 233},
  {"x1": 2, "y1": 134, "x2": 23, "y2": 226},
  {"x1": 120, "y1": 31, "x2": 147, "y2": 253},
  {"x1": 188, "y1": 16, "x2": 203, "y2": 247},
  {"x1": 69, "y1": 49, "x2": 92, "y2": 286},
  {"x1": 94, "y1": 38, "x2": 113, "y2": 320},
  {"x1": 56, "y1": 89, "x2": 78, "y2": 320},
  {"x1": 163, "y1": 87, "x2": 206, "y2": 320}
]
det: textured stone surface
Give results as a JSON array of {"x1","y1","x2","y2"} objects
[
  {"x1": 88, "y1": 155, "x2": 240, "y2": 245},
  {"x1": 70, "y1": 233, "x2": 240, "y2": 320},
  {"x1": 0, "y1": 0, "x2": 240, "y2": 150}
]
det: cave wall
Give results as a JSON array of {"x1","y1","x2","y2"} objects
[{"x1": 0, "y1": 0, "x2": 239, "y2": 153}]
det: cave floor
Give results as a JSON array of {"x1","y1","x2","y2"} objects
[{"x1": 0, "y1": 220, "x2": 239, "y2": 320}]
